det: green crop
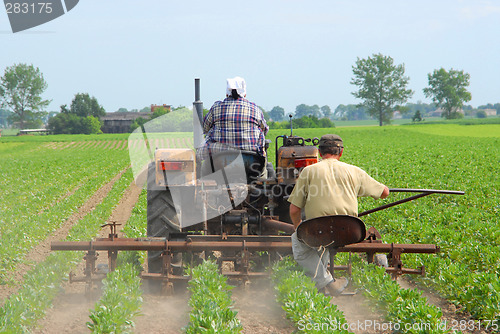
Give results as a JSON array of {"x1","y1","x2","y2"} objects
[
  {"x1": 269, "y1": 125, "x2": 500, "y2": 323},
  {"x1": 271, "y1": 257, "x2": 352, "y2": 334},
  {"x1": 185, "y1": 260, "x2": 242, "y2": 333},
  {"x1": 87, "y1": 263, "x2": 143, "y2": 334},
  {"x1": 0, "y1": 141, "x2": 130, "y2": 284},
  {"x1": 86, "y1": 190, "x2": 147, "y2": 333},
  {"x1": 351, "y1": 258, "x2": 449, "y2": 334},
  {"x1": 0, "y1": 169, "x2": 133, "y2": 332}
]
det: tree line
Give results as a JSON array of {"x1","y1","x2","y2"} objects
[{"x1": 1, "y1": 60, "x2": 498, "y2": 133}]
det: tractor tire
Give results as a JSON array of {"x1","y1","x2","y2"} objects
[{"x1": 147, "y1": 162, "x2": 181, "y2": 273}]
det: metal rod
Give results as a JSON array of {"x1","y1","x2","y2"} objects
[
  {"x1": 389, "y1": 188, "x2": 465, "y2": 195},
  {"x1": 52, "y1": 239, "x2": 438, "y2": 254},
  {"x1": 359, "y1": 188, "x2": 464, "y2": 217},
  {"x1": 359, "y1": 193, "x2": 430, "y2": 217},
  {"x1": 51, "y1": 240, "x2": 293, "y2": 252},
  {"x1": 261, "y1": 217, "x2": 295, "y2": 234}
]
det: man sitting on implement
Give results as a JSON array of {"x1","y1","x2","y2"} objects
[{"x1": 288, "y1": 134, "x2": 390, "y2": 296}]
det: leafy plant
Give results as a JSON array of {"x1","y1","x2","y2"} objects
[
  {"x1": 0, "y1": 169, "x2": 133, "y2": 332},
  {"x1": 351, "y1": 259, "x2": 448, "y2": 333},
  {"x1": 87, "y1": 263, "x2": 143, "y2": 333},
  {"x1": 271, "y1": 257, "x2": 352, "y2": 334},
  {"x1": 185, "y1": 260, "x2": 242, "y2": 333}
]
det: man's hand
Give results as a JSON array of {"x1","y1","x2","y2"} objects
[
  {"x1": 381, "y1": 186, "x2": 390, "y2": 199},
  {"x1": 289, "y1": 203, "x2": 302, "y2": 229}
]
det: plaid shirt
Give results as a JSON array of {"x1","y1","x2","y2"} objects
[{"x1": 198, "y1": 97, "x2": 268, "y2": 159}]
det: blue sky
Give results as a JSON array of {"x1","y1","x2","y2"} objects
[{"x1": 1, "y1": 0, "x2": 499, "y2": 114}]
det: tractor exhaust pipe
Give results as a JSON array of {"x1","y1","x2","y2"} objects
[{"x1": 193, "y1": 78, "x2": 204, "y2": 149}]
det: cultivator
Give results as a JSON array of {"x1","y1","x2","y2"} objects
[
  {"x1": 51, "y1": 189, "x2": 462, "y2": 294},
  {"x1": 50, "y1": 79, "x2": 464, "y2": 295}
]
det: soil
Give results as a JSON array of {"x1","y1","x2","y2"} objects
[
  {"x1": 331, "y1": 288, "x2": 388, "y2": 334},
  {"x1": 232, "y1": 280, "x2": 295, "y2": 334},
  {"x1": 133, "y1": 293, "x2": 190, "y2": 333},
  {"x1": 32, "y1": 180, "x2": 142, "y2": 334}
]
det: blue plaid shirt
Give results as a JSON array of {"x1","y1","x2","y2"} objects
[{"x1": 199, "y1": 97, "x2": 269, "y2": 159}]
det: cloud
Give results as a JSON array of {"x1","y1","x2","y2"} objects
[{"x1": 459, "y1": 1, "x2": 500, "y2": 21}]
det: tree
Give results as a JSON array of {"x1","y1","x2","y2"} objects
[
  {"x1": 321, "y1": 105, "x2": 332, "y2": 119},
  {"x1": 351, "y1": 54, "x2": 413, "y2": 126},
  {"x1": 47, "y1": 93, "x2": 104, "y2": 134},
  {"x1": 295, "y1": 104, "x2": 321, "y2": 118},
  {"x1": 423, "y1": 68, "x2": 471, "y2": 119},
  {"x1": 0, "y1": 108, "x2": 12, "y2": 127},
  {"x1": 334, "y1": 104, "x2": 368, "y2": 121},
  {"x1": 412, "y1": 110, "x2": 423, "y2": 122},
  {"x1": 476, "y1": 110, "x2": 487, "y2": 119},
  {"x1": 0, "y1": 63, "x2": 50, "y2": 129},
  {"x1": 478, "y1": 103, "x2": 500, "y2": 116},
  {"x1": 70, "y1": 93, "x2": 105, "y2": 118},
  {"x1": 269, "y1": 106, "x2": 285, "y2": 121}
]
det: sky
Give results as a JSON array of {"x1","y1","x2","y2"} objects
[{"x1": 1, "y1": 0, "x2": 499, "y2": 115}]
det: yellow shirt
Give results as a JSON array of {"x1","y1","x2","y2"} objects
[{"x1": 288, "y1": 158, "x2": 385, "y2": 219}]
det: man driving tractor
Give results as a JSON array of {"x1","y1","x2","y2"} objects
[{"x1": 198, "y1": 76, "x2": 269, "y2": 179}]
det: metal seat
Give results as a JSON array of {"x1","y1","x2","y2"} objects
[{"x1": 296, "y1": 215, "x2": 366, "y2": 248}]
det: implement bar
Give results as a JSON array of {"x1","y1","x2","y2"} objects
[
  {"x1": 51, "y1": 238, "x2": 438, "y2": 254},
  {"x1": 51, "y1": 239, "x2": 292, "y2": 252},
  {"x1": 359, "y1": 188, "x2": 464, "y2": 217}
]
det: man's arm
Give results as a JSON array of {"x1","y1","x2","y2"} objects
[
  {"x1": 289, "y1": 203, "x2": 302, "y2": 229},
  {"x1": 203, "y1": 106, "x2": 215, "y2": 133}
]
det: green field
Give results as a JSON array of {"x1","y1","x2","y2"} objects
[
  {"x1": 270, "y1": 124, "x2": 500, "y2": 322},
  {"x1": 403, "y1": 123, "x2": 500, "y2": 137},
  {"x1": 1, "y1": 123, "x2": 499, "y2": 331}
]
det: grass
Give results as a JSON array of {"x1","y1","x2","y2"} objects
[
  {"x1": 0, "y1": 132, "x2": 130, "y2": 142},
  {"x1": 334, "y1": 118, "x2": 414, "y2": 127},
  {"x1": 401, "y1": 124, "x2": 500, "y2": 137}
]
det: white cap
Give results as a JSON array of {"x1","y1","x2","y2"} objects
[{"x1": 226, "y1": 76, "x2": 246, "y2": 97}]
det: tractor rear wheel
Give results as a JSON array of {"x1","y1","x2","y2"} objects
[{"x1": 146, "y1": 162, "x2": 180, "y2": 273}]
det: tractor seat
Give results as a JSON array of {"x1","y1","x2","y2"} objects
[{"x1": 201, "y1": 149, "x2": 266, "y2": 184}]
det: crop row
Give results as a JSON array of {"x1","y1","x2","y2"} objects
[
  {"x1": 0, "y1": 142, "x2": 130, "y2": 283},
  {"x1": 0, "y1": 169, "x2": 134, "y2": 332},
  {"x1": 86, "y1": 190, "x2": 147, "y2": 333},
  {"x1": 87, "y1": 263, "x2": 143, "y2": 333},
  {"x1": 350, "y1": 258, "x2": 448, "y2": 334},
  {"x1": 185, "y1": 260, "x2": 242, "y2": 333},
  {"x1": 271, "y1": 256, "x2": 352, "y2": 334}
]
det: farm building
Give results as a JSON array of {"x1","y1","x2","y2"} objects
[
  {"x1": 101, "y1": 105, "x2": 171, "y2": 133},
  {"x1": 101, "y1": 111, "x2": 151, "y2": 133},
  {"x1": 430, "y1": 107, "x2": 465, "y2": 117},
  {"x1": 480, "y1": 108, "x2": 497, "y2": 116}
]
